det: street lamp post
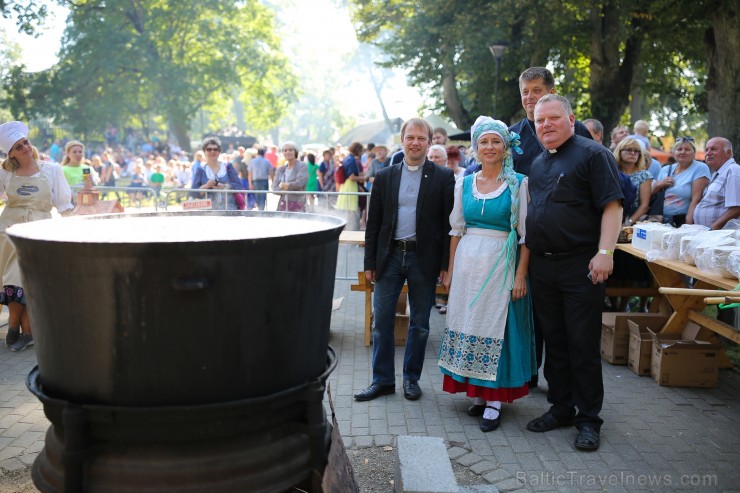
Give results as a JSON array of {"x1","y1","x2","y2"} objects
[{"x1": 488, "y1": 43, "x2": 508, "y2": 118}]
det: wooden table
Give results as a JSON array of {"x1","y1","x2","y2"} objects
[
  {"x1": 350, "y1": 271, "x2": 447, "y2": 346},
  {"x1": 616, "y1": 243, "x2": 739, "y2": 345},
  {"x1": 338, "y1": 230, "x2": 365, "y2": 246}
]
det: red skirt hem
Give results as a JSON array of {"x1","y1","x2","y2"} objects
[{"x1": 442, "y1": 375, "x2": 529, "y2": 403}]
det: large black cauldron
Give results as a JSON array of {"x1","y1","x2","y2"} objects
[{"x1": 8, "y1": 211, "x2": 345, "y2": 406}]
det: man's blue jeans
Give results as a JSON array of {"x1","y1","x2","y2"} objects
[
  {"x1": 253, "y1": 179, "x2": 269, "y2": 210},
  {"x1": 371, "y1": 248, "x2": 436, "y2": 385}
]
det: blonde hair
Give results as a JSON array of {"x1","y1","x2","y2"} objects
[
  {"x1": 61, "y1": 140, "x2": 85, "y2": 166},
  {"x1": 2, "y1": 145, "x2": 39, "y2": 171},
  {"x1": 613, "y1": 137, "x2": 647, "y2": 171}
]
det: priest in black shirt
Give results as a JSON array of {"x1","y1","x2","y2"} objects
[
  {"x1": 464, "y1": 67, "x2": 594, "y2": 388},
  {"x1": 524, "y1": 94, "x2": 622, "y2": 452}
]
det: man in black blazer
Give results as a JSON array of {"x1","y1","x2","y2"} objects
[{"x1": 355, "y1": 117, "x2": 455, "y2": 402}]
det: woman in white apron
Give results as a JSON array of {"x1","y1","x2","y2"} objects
[
  {"x1": 438, "y1": 117, "x2": 536, "y2": 432},
  {"x1": 0, "y1": 122, "x2": 73, "y2": 351}
]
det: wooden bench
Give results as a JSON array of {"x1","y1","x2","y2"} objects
[{"x1": 350, "y1": 272, "x2": 448, "y2": 346}]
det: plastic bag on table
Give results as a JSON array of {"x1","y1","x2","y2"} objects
[
  {"x1": 696, "y1": 245, "x2": 740, "y2": 278},
  {"x1": 727, "y1": 251, "x2": 740, "y2": 281},
  {"x1": 722, "y1": 218, "x2": 740, "y2": 232},
  {"x1": 647, "y1": 224, "x2": 709, "y2": 262},
  {"x1": 682, "y1": 231, "x2": 737, "y2": 266}
]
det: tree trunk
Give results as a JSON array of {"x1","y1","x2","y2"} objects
[
  {"x1": 704, "y1": 1, "x2": 740, "y2": 151},
  {"x1": 368, "y1": 68, "x2": 395, "y2": 136},
  {"x1": 170, "y1": 115, "x2": 191, "y2": 153},
  {"x1": 588, "y1": 1, "x2": 645, "y2": 139},
  {"x1": 442, "y1": 70, "x2": 470, "y2": 129},
  {"x1": 630, "y1": 83, "x2": 643, "y2": 123}
]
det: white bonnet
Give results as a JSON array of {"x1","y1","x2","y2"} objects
[{"x1": 0, "y1": 121, "x2": 29, "y2": 153}]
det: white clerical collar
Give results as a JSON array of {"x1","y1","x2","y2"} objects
[
  {"x1": 403, "y1": 159, "x2": 421, "y2": 171},
  {"x1": 548, "y1": 149, "x2": 557, "y2": 154}
]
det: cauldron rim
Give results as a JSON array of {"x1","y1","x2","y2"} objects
[{"x1": 7, "y1": 210, "x2": 346, "y2": 245}]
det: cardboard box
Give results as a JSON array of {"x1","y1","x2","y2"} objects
[
  {"x1": 627, "y1": 317, "x2": 669, "y2": 376},
  {"x1": 394, "y1": 314, "x2": 408, "y2": 345},
  {"x1": 601, "y1": 313, "x2": 669, "y2": 365},
  {"x1": 650, "y1": 322, "x2": 720, "y2": 388},
  {"x1": 396, "y1": 293, "x2": 408, "y2": 317}
]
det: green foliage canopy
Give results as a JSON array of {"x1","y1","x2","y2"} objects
[
  {"x1": 351, "y1": 0, "x2": 725, "y2": 144},
  {"x1": 3, "y1": 0, "x2": 298, "y2": 151}
]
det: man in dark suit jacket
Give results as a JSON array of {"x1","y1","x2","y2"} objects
[{"x1": 355, "y1": 117, "x2": 455, "y2": 402}]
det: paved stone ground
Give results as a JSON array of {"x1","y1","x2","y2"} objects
[
  {"x1": 1, "y1": 244, "x2": 739, "y2": 492},
  {"x1": 327, "y1": 246, "x2": 740, "y2": 493}
]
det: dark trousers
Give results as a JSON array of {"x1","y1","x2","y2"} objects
[
  {"x1": 529, "y1": 252, "x2": 604, "y2": 431},
  {"x1": 371, "y1": 248, "x2": 436, "y2": 385}
]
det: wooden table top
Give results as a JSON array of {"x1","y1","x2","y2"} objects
[
  {"x1": 616, "y1": 243, "x2": 739, "y2": 291},
  {"x1": 339, "y1": 230, "x2": 365, "y2": 246}
]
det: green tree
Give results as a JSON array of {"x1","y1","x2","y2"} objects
[
  {"x1": 4, "y1": 0, "x2": 297, "y2": 151},
  {"x1": 0, "y1": 0, "x2": 47, "y2": 35},
  {"x1": 353, "y1": 0, "x2": 525, "y2": 129},
  {"x1": 0, "y1": 27, "x2": 22, "y2": 123},
  {"x1": 351, "y1": 0, "x2": 740, "y2": 146}
]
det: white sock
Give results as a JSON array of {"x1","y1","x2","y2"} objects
[
  {"x1": 483, "y1": 401, "x2": 501, "y2": 420},
  {"x1": 472, "y1": 397, "x2": 485, "y2": 406}
]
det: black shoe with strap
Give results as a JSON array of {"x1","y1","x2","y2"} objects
[
  {"x1": 526, "y1": 411, "x2": 573, "y2": 432},
  {"x1": 480, "y1": 405, "x2": 501, "y2": 432},
  {"x1": 574, "y1": 425, "x2": 600, "y2": 451}
]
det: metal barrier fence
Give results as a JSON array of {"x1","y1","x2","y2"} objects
[
  {"x1": 64, "y1": 186, "x2": 371, "y2": 230},
  {"x1": 69, "y1": 185, "x2": 162, "y2": 210},
  {"x1": 163, "y1": 188, "x2": 370, "y2": 231}
]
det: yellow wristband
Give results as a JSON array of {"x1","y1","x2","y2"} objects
[{"x1": 598, "y1": 249, "x2": 614, "y2": 256}]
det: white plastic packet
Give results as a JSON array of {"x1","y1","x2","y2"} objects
[
  {"x1": 727, "y1": 251, "x2": 740, "y2": 281},
  {"x1": 696, "y1": 245, "x2": 740, "y2": 278},
  {"x1": 646, "y1": 224, "x2": 709, "y2": 262},
  {"x1": 682, "y1": 231, "x2": 737, "y2": 266}
]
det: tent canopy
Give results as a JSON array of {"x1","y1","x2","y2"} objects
[
  {"x1": 337, "y1": 115, "x2": 460, "y2": 147},
  {"x1": 337, "y1": 118, "x2": 403, "y2": 147}
]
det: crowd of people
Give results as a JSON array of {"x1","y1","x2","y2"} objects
[{"x1": 0, "y1": 65, "x2": 737, "y2": 456}]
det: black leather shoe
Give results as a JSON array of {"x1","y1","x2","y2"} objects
[
  {"x1": 480, "y1": 406, "x2": 501, "y2": 432},
  {"x1": 354, "y1": 383, "x2": 395, "y2": 402},
  {"x1": 403, "y1": 379, "x2": 422, "y2": 400}
]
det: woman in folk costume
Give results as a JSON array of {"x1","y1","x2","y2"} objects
[
  {"x1": 0, "y1": 121, "x2": 73, "y2": 351},
  {"x1": 438, "y1": 116, "x2": 537, "y2": 432}
]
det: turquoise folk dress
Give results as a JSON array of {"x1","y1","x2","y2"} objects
[{"x1": 438, "y1": 173, "x2": 537, "y2": 402}]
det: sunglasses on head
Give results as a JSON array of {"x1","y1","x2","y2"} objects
[
  {"x1": 675, "y1": 136, "x2": 695, "y2": 144},
  {"x1": 12, "y1": 139, "x2": 31, "y2": 152}
]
